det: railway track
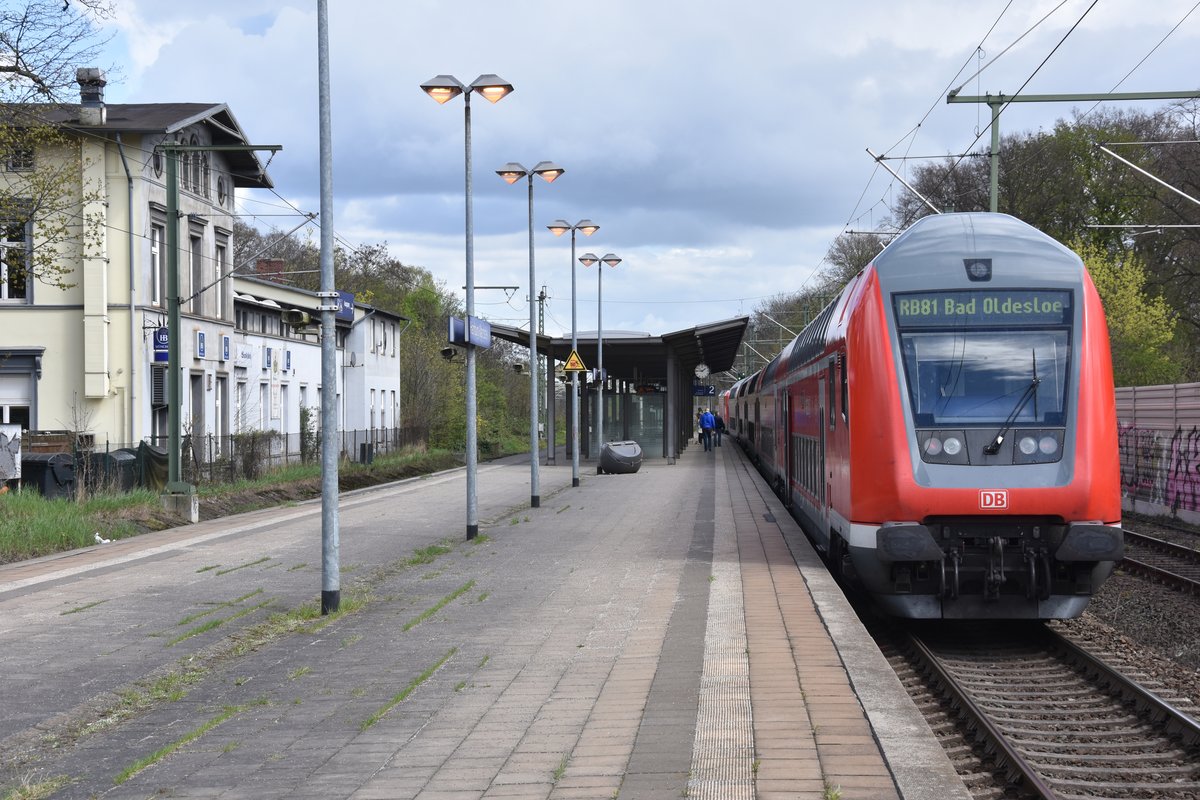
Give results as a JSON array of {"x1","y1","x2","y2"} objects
[
  {"x1": 1121, "y1": 529, "x2": 1200, "y2": 594},
  {"x1": 892, "y1": 622, "x2": 1200, "y2": 800}
]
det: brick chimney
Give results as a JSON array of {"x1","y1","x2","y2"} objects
[
  {"x1": 76, "y1": 67, "x2": 107, "y2": 126},
  {"x1": 256, "y1": 258, "x2": 288, "y2": 284}
]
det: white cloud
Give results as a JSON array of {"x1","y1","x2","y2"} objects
[{"x1": 99, "y1": 0, "x2": 1200, "y2": 338}]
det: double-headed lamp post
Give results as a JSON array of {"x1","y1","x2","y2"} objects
[
  {"x1": 420, "y1": 73, "x2": 513, "y2": 540},
  {"x1": 498, "y1": 161, "x2": 564, "y2": 508},
  {"x1": 578, "y1": 252, "x2": 622, "y2": 466},
  {"x1": 547, "y1": 219, "x2": 598, "y2": 487}
]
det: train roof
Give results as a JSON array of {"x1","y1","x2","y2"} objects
[{"x1": 873, "y1": 212, "x2": 1083, "y2": 285}]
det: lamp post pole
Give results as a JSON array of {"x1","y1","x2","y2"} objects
[
  {"x1": 548, "y1": 220, "x2": 598, "y2": 488},
  {"x1": 579, "y1": 252, "x2": 621, "y2": 467},
  {"x1": 421, "y1": 74, "x2": 513, "y2": 539},
  {"x1": 498, "y1": 162, "x2": 563, "y2": 508}
]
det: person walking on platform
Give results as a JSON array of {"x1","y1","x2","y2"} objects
[
  {"x1": 714, "y1": 413, "x2": 726, "y2": 447},
  {"x1": 699, "y1": 407, "x2": 715, "y2": 452}
]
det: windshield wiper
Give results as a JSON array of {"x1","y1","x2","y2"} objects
[{"x1": 984, "y1": 350, "x2": 1039, "y2": 455}]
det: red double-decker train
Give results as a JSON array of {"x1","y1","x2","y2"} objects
[{"x1": 723, "y1": 213, "x2": 1123, "y2": 619}]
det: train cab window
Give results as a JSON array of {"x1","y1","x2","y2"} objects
[{"x1": 894, "y1": 289, "x2": 1071, "y2": 428}]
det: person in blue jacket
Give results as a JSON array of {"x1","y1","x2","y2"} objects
[{"x1": 699, "y1": 408, "x2": 715, "y2": 452}]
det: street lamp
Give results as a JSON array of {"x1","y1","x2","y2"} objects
[
  {"x1": 548, "y1": 219, "x2": 599, "y2": 488},
  {"x1": 498, "y1": 161, "x2": 563, "y2": 509},
  {"x1": 578, "y1": 252, "x2": 622, "y2": 468},
  {"x1": 420, "y1": 73, "x2": 513, "y2": 540}
]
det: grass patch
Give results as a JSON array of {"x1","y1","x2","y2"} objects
[
  {"x1": 288, "y1": 666, "x2": 311, "y2": 680},
  {"x1": 196, "y1": 564, "x2": 219, "y2": 573},
  {"x1": 61, "y1": 599, "x2": 107, "y2": 615},
  {"x1": 0, "y1": 488, "x2": 157, "y2": 564},
  {"x1": 401, "y1": 580, "x2": 475, "y2": 632},
  {"x1": 177, "y1": 590, "x2": 265, "y2": 627},
  {"x1": 360, "y1": 647, "x2": 456, "y2": 731},
  {"x1": 287, "y1": 563, "x2": 308, "y2": 572}
]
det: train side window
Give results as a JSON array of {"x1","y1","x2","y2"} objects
[{"x1": 839, "y1": 352, "x2": 848, "y2": 424}]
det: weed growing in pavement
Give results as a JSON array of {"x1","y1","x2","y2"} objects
[
  {"x1": 359, "y1": 647, "x2": 456, "y2": 731},
  {"x1": 196, "y1": 564, "x2": 219, "y2": 573},
  {"x1": 401, "y1": 580, "x2": 476, "y2": 632},
  {"x1": 287, "y1": 562, "x2": 307, "y2": 571},
  {"x1": 552, "y1": 755, "x2": 569, "y2": 782},
  {"x1": 478, "y1": 655, "x2": 490, "y2": 669},
  {"x1": 113, "y1": 699, "x2": 267, "y2": 785},
  {"x1": 222, "y1": 741, "x2": 239, "y2": 754},
  {"x1": 61, "y1": 599, "x2": 107, "y2": 615},
  {"x1": 287, "y1": 666, "x2": 311, "y2": 681},
  {"x1": 341, "y1": 634, "x2": 362, "y2": 648},
  {"x1": 215, "y1": 557, "x2": 271, "y2": 576},
  {"x1": 822, "y1": 780, "x2": 842, "y2": 800},
  {"x1": 454, "y1": 681, "x2": 466, "y2": 692},
  {"x1": 167, "y1": 600, "x2": 271, "y2": 646},
  {"x1": 403, "y1": 543, "x2": 452, "y2": 567},
  {"x1": 1, "y1": 773, "x2": 71, "y2": 800}
]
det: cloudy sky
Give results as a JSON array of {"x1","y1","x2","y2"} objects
[{"x1": 98, "y1": 1, "x2": 1199, "y2": 338}]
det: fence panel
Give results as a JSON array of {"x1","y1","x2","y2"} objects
[{"x1": 1117, "y1": 382, "x2": 1200, "y2": 522}]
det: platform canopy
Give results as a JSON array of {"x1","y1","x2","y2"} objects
[{"x1": 487, "y1": 316, "x2": 749, "y2": 385}]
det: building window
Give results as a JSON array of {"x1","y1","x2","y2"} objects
[
  {"x1": 215, "y1": 240, "x2": 228, "y2": 319},
  {"x1": 150, "y1": 223, "x2": 165, "y2": 306},
  {"x1": 190, "y1": 234, "x2": 203, "y2": 314},
  {"x1": 180, "y1": 151, "x2": 190, "y2": 192},
  {"x1": 1, "y1": 217, "x2": 31, "y2": 302},
  {"x1": 4, "y1": 145, "x2": 34, "y2": 172},
  {"x1": 201, "y1": 154, "x2": 211, "y2": 199}
]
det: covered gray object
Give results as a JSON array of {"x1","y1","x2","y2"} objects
[{"x1": 599, "y1": 441, "x2": 643, "y2": 474}]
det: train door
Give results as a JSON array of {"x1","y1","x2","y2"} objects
[
  {"x1": 818, "y1": 367, "x2": 828, "y2": 510},
  {"x1": 783, "y1": 392, "x2": 793, "y2": 505}
]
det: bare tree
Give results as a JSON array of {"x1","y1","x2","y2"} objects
[
  {"x1": 0, "y1": 1, "x2": 116, "y2": 103},
  {"x1": 1, "y1": 1, "x2": 116, "y2": 292}
]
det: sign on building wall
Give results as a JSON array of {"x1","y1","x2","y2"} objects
[{"x1": 153, "y1": 327, "x2": 169, "y2": 363}]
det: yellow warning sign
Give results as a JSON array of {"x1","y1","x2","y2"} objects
[{"x1": 563, "y1": 349, "x2": 588, "y2": 372}]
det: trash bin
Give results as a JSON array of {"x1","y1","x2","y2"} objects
[
  {"x1": 88, "y1": 449, "x2": 138, "y2": 492},
  {"x1": 21, "y1": 452, "x2": 76, "y2": 499},
  {"x1": 359, "y1": 442, "x2": 375, "y2": 465}
]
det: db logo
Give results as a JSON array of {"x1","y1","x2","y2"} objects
[{"x1": 980, "y1": 490, "x2": 1008, "y2": 510}]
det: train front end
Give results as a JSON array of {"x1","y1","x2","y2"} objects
[{"x1": 846, "y1": 213, "x2": 1123, "y2": 619}]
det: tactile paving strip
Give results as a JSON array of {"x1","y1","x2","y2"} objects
[{"x1": 688, "y1": 455, "x2": 755, "y2": 798}]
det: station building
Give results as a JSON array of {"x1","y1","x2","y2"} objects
[{"x1": 0, "y1": 69, "x2": 403, "y2": 461}]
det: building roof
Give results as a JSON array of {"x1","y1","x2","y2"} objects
[{"x1": 8, "y1": 102, "x2": 273, "y2": 189}]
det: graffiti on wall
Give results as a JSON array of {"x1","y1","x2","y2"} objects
[{"x1": 1118, "y1": 422, "x2": 1200, "y2": 513}]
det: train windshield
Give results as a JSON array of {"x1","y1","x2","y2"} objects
[{"x1": 893, "y1": 289, "x2": 1072, "y2": 426}]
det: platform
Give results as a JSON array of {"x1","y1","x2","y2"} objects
[{"x1": 0, "y1": 443, "x2": 969, "y2": 799}]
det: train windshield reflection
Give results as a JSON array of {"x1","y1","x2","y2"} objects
[{"x1": 899, "y1": 330, "x2": 1070, "y2": 426}]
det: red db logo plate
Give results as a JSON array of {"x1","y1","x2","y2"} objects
[{"x1": 979, "y1": 490, "x2": 1008, "y2": 510}]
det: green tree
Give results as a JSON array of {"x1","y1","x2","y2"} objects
[{"x1": 1073, "y1": 239, "x2": 1179, "y2": 387}]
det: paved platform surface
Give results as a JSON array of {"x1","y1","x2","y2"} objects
[{"x1": 0, "y1": 444, "x2": 970, "y2": 799}]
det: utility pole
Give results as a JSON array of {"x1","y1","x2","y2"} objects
[{"x1": 947, "y1": 90, "x2": 1200, "y2": 213}]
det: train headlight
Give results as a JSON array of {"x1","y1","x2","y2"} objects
[
  {"x1": 917, "y1": 430, "x2": 969, "y2": 464},
  {"x1": 1013, "y1": 429, "x2": 1064, "y2": 464}
]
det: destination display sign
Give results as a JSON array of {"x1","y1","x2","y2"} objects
[{"x1": 894, "y1": 289, "x2": 1071, "y2": 328}]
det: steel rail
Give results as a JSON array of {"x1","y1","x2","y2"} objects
[
  {"x1": 905, "y1": 631, "x2": 1059, "y2": 800},
  {"x1": 1050, "y1": 630, "x2": 1200, "y2": 746}
]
